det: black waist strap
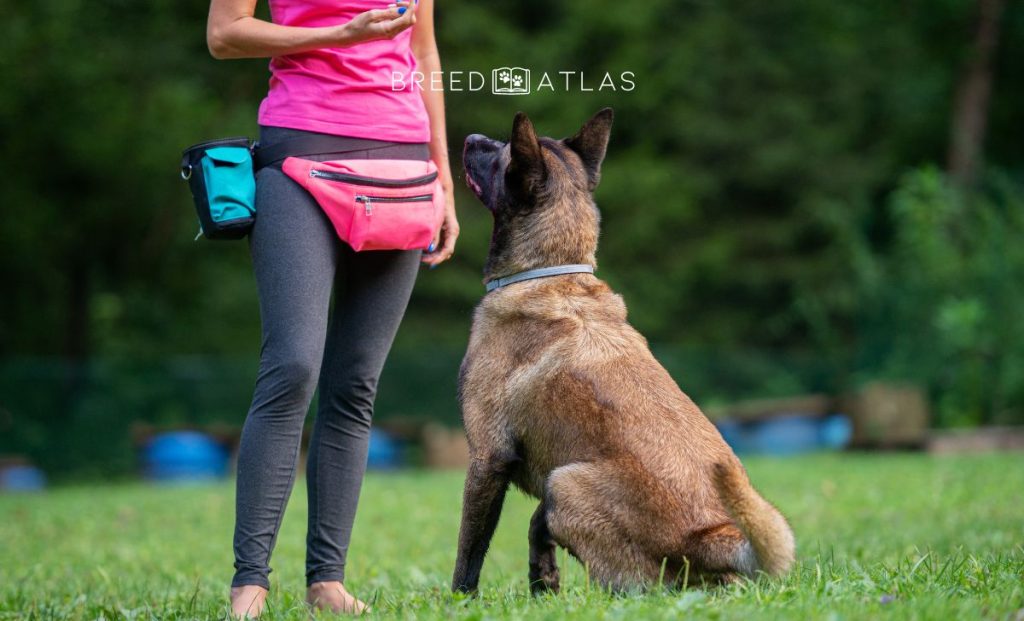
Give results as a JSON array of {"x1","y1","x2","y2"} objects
[{"x1": 253, "y1": 135, "x2": 407, "y2": 171}]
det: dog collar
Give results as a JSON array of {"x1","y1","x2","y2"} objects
[{"x1": 485, "y1": 264, "x2": 595, "y2": 292}]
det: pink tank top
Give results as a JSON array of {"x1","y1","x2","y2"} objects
[{"x1": 258, "y1": 0, "x2": 430, "y2": 143}]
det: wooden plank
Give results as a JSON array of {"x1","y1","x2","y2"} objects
[{"x1": 928, "y1": 426, "x2": 1024, "y2": 454}]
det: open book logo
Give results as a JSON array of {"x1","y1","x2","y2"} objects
[{"x1": 492, "y1": 67, "x2": 531, "y2": 95}]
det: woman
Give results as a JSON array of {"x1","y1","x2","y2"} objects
[{"x1": 205, "y1": 0, "x2": 458, "y2": 616}]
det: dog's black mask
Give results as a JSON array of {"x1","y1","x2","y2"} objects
[{"x1": 461, "y1": 132, "x2": 504, "y2": 210}]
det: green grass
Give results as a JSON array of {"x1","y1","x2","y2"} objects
[{"x1": 1, "y1": 454, "x2": 1022, "y2": 619}]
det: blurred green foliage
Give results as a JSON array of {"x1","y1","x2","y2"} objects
[
  {"x1": 854, "y1": 168, "x2": 1024, "y2": 427},
  {"x1": 1, "y1": 0, "x2": 1023, "y2": 476}
]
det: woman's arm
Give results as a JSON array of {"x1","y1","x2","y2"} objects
[
  {"x1": 207, "y1": 0, "x2": 416, "y2": 59},
  {"x1": 411, "y1": 0, "x2": 459, "y2": 266}
]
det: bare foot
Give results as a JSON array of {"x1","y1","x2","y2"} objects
[
  {"x1": 230, "y1": 585, "x2": 268, "y2": 619},
  {"x1": 306, "y1": 581, "x2": 367, "y2": 615}
]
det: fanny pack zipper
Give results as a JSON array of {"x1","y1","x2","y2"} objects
[
  {"x1": 355, "y1": 194, "x2": 433, "y2": 215},
  {"x1": 310, "y1": 168, "x2": 438, "y2": 188}
]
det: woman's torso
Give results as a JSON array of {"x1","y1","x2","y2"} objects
[{"x1": 258, "y1": 0, "x2": 429, "y2": 142}]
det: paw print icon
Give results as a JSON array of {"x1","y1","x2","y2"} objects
[{"x1": 492, "y1": 67, "x2": 531, "y2": 95}]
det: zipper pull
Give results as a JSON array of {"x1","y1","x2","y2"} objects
[{"x1": 358, "y1": 195, "x2": 372, "y2": 216}]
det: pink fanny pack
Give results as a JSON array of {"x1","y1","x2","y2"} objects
[{"x1": 282, "y1": 157, "x2": 444, "y2": 252}]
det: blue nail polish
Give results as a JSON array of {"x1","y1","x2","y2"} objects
[
  {"x1": 397, "y1": 7, "x2": 406, "y2": 14},
  {"x1": 428, "y1": 242, "x2": 436, "y2": 252},
  {"x1": 429, "y1": 264, "x2": 438, "y2": 270}
]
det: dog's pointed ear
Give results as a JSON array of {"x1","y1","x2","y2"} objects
[
  {"x1": 564, "y1": 107, "x2": 614, "y2": 190},
  {"x1": 506, "y1": 111, "x2": 547, "y2": 202}
]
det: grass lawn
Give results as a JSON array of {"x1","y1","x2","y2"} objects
[{"x1": 1, "y1": 453, "x2": 1022, "y2": 620}]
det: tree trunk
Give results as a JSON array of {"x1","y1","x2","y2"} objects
[{"x1": 946, "y1": 0, "x2": 1006, "y2": 186}]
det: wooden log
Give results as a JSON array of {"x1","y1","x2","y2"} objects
[
  {"x1": 844, "y1": 382, "x2": 930, "y2": 448},
  {"x1": 706, "y1": 394, "x2": 832, "y2": 422},
  {"x1": 421, "y1": 423, "x2": 470, "y2": 469}
]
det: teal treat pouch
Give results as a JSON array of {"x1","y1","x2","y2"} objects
[{"x1": 181, "y1": 138, "x2": 256, "y2": 240}]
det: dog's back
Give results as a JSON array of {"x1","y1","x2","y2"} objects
[{"x1": 466, "y1": 275, "x2": 726, "y2": 492}]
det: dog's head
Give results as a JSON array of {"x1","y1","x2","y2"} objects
[{"x1": 463, "y1": 108, "x2": 614, "y2": 282}]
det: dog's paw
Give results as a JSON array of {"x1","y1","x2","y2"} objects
[
  {"x1": 529, "y1": 568, "x2": 560, "y2": 595},
  {"x1": 451, "y1": 583, "x2": 479, "y2": 596}
]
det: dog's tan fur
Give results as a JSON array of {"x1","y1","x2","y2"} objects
[{"x1": 453, "y1": 109, "x2": 795, "y2": 593}]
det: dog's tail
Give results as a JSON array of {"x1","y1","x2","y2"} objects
[{"x1": 712, "y1": 461, "x2": 795, "y2": 577}]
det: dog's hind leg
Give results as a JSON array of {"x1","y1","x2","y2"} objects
[
  {"x1": 528, "y1": 501, "x2": 560, "y2": 594},
  {"x1": 545, "y1": 462, "x2": 661, "y2": 591}
]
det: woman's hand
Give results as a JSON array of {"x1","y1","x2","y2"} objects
[
  {"x1": 422, "y1": 186, "x2": 459, "y2": 267},
  {"x1": 207, "y1": 0, "x2": 417, "y2": 59},
  {"x1": 337, "y1": 2, "x2": 417, "y2": 46}
]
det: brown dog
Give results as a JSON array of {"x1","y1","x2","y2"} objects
[{"x1": 453, "y1": 109, "x2": 795, "y2": 594}]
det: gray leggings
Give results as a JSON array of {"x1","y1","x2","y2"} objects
[{"x1": 232, "y1": 125, "x2": 427, "y2": 589}]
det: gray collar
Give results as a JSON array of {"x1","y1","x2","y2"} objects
[{"x1": 485, "y1": 264, "x2": 595, "y2": 292}]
